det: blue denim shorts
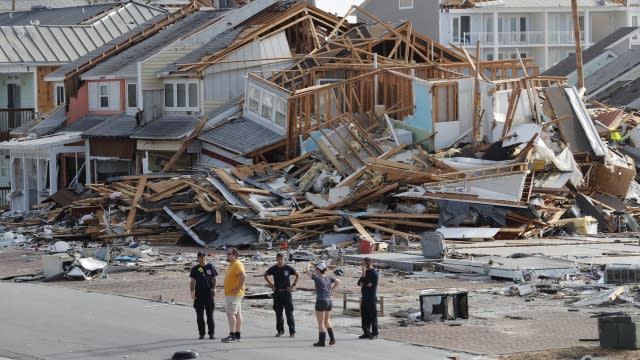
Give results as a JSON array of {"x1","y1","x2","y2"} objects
[{"x1": 315, "y1": 299, "x2": 332, "y2": 312}]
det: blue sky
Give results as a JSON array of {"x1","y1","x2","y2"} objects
[{"x1": 315, "y1": 0, "x2": 365, "y2": 17}]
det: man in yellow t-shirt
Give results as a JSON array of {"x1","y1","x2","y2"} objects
[{"x1": 221, "y1": 247, "x2": 245, "y2": 343}]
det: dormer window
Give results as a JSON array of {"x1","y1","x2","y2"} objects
[
  {"x1": 164, "y1": 80, "x2": 199, "y2": 111},
  {"x1": 245, "y1": 82, "x2": 287, "y2": 130}
]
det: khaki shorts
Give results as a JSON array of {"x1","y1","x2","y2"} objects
[{"x1": 225, "y1": 296, "x2": 243, "y2": 315}]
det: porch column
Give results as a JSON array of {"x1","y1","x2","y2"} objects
[
  {"x1": 85, "y1": 139, "x2": 91, "y2": 185},
  {"x1": 493, "y1": 11, "x2": 498, "y2": 61},
  {"x1": 584, "y1": 10, "x2": 590, "y2": 46},
  {"x1": 22, "y1": 157, "x2": 29, "y2": 211},
  {"x1": 544, "y1": 10, "x2": 549, "y2": 70},
  {"x1": 49, "y1": 152, "x2": 58, "y2": 194},
  {"x1": 36, "y1": 156, "x2": 42, "y2": 201}
]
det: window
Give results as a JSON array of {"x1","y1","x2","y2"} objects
[
  {"x1": 248, "y1": 85, "x2": 260, "y2": 113},
  {"x1": 127, "y1": 83, "x2": 137, "y2": 108},
  {"x1": 164, "y1": 80, "x2": 199, "y2": 110},
  {"x1": 246, "y1": 83, "x2": 288, "y2": 129},
  {"x1": 275, "y1": 98, "x2": 287, "y2": 127},
  {"x1": 262, "y1": 92, "x2": 273, "y2": 119},
  {"x1": 89, "y1": 81, "x2": 120, "y2": 111},
  {"x1": 55, "y1": 83, "x2": 64, "y2": 106},
  {"x1": 519, "y1": 17, "x2": 527, "y2": 42},
  {"x1": 432, "y1": 83, "x2": 458, "y2": 123},
  {"x1": 453, "y1": 16, "x2": 470, "y2": 44},
  {"x1": 399, "y1": 0, "x2": 413, "y2": 9}
]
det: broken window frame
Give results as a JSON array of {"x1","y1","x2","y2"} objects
[{"x1": 432, "y1": 82, "x2": 458, "y2": 123}]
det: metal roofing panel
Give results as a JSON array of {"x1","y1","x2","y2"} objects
[
  {"x1": 34, "y1": 27, "x2": 62, "y2": 61},
  {"x1": 198, "y1": 116, "x2": 283, "y2": 155},
  {"x1": 0, "y1": 3, "x2": 164, "y2": 64},
  {"x1": 59, "y1": 115, "x2": 106, "y2": 134},
  {"x1": 586, "y1": 50, "x2": 640, "y2": 92},
  {"x1": 161, "y1": 25, "x2": 244, "y2": 75},
  {"x1": 23, "y1": 27, "x2": 47, "y2": 62},
  {"x1": 0, "y1": 0, "x2": 93, "y2": 12},
  {"x1": 61, "y1": 26, "x2": 90, "y2": 55},
  {"x1": 83, "y1": 114, "x2": 139, "y2": 137},
  {"x1": 75, "y1": 27, "x2": 99, "y2": 52},
  {"x1": 131, "y1": 116, "x2": 201, "y2": 140},
  {"x1": 9, "y1": 27, "x2": 31, "y2": 61},
  {"x1": 52, "y1": 27, "x2": 82, "y2": 61},
  {"x1": 83, "y1": 10, "x2": 229, "y2": 79},
  {"x1": 0, "y1": 4, "x2": 117, "y2": 26}
]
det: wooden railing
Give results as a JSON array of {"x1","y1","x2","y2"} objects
[{"x1": 0, "y1": 108, "x2": 35, "y2": 140}]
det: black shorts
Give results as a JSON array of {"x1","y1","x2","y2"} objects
[{"x1": 315, "y1": 299, "x2": 332, "y2": 312}]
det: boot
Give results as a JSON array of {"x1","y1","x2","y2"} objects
[
  {"x1": 327, "y1": 327, "x2": 335, "y2": 345},
  {"x1": 313, "y1": 332, "x2": 326, "y2": 347}
]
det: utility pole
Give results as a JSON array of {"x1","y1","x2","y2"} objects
[
  {"x1": 11, "y1": 0, "x2": 16, "y2": 11},
  {"x1": 571, "y1": 0, "x2": 585, "y2": 90}
]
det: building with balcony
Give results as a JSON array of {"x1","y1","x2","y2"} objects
[{"x1": 358, "y1": 0, "x2": 640, "y2": 71}]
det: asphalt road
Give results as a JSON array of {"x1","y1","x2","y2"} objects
[{"x1": 0, "y1": 282, "x2": 477, "y2": 360}]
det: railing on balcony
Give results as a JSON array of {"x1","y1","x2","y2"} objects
[
  {"x1": 459, "y1": 31, "x2": 547, "y2": 46},
  {"x1": 547, "y1": 30, "x2": 585, "y2": 45},
  {"x1": 0, "y1": 108, "x2": 35, "y2": 140}
]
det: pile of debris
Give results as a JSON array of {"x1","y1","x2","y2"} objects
[{"x1": 3, "y1": 84, "x2": 640, "y2": 252}]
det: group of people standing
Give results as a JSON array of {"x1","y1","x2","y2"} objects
[{"x1": 189, "y1": 249, "x2": 379, "y2": 347}]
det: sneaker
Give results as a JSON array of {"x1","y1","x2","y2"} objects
[
  {"x1": 275, "y1": 331, "x2": 284, "y2": 337},
  {"x1": 369, "y1": 335, "x2": 378, "y2": 340},
  {"x1": 358, "y1": 334, "x2": 370, "y2": 339},
  {"x1": 209, "y1": 334, "x2": 215, "y2": 339},
  {"x1": 289, "y1": 332, "x2": 295, "y2": 338},
  {"x1": 221, "y1": 334, "x2": 237, "y2": 343},
  {"x1": 199, "y1": 335, "x2": 205, "y2": 340}
]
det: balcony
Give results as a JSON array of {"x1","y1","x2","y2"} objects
[
  {"x1": 547, "y1": 30, "x2": 585, "y2": 45},
  {"x1": 456, "y1": 31, "x2": 546, "y2": 46},
  {"x1": 0, "y1": 108, "x2": 35, "y2": 141}
]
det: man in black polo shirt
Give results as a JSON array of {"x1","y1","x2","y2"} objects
[
  {"x1": 357, "y1": 257, "x2": 379, "y2": 339},
  {"x1": 190, "y1": 251, "x2": 218, "y2": 339},
  {"x1": 263, "y1": 253, "x2": 300, "y2": 337}
]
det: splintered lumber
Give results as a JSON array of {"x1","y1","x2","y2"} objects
[
  {"x1": 125, "y1": 176, "x2": 148, "y2": 233},
  {"x1": 271, "y1": 152, "x2": 312, "y2": 172},
  {"x1": 145, "y1": 182, "x2": 190, "y2": 203},
  {"x1": 290, "y1": 216, "x2": 340, "y2": 228},
  {"x1": 368, "y1": 219, "x2": 437, "y2": 228},
  {"x1": 147, "y1": 179, "x2": 182, "y2": 194},
  {"x1": 348, "y1": 216, "x2": 376, "y2": 242},
  {"x1": 163, "y1": 205, "x2": 206, "y2": 247},
  {"x1": 357, "y1": 218, "x2": 422, "y2": 240},
  {"x1": 162, "y1": 115, "x2": 209, "y2": 172}
]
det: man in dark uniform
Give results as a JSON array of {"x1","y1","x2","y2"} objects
[
  {"x1": 357, "y1": 257, "x2": 379, "y2": 339},
  {"x1": 263, "y1": 253, "x2": 300, "y2": 337},
  {"x1": 190, "y1": 251, "x2": 218, "y2": 339}
]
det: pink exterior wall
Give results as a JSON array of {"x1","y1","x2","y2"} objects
[
  {"x1": 67, "y1": 83, "x2": 89, "y2": 124},
  {"x1": 67, "y1": 80, "x2": 126, "y2": 125}
]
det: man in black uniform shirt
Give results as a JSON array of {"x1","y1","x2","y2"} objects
[
  {"x1": 263, "y1": 253, "x2": 300, "y2": 337},
  {"x1": 190, "y1": 251, "x2": 218, "y2": 339},
  {"x1": 357, "y1": 257, "x2": 379, "y2": 339}
]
